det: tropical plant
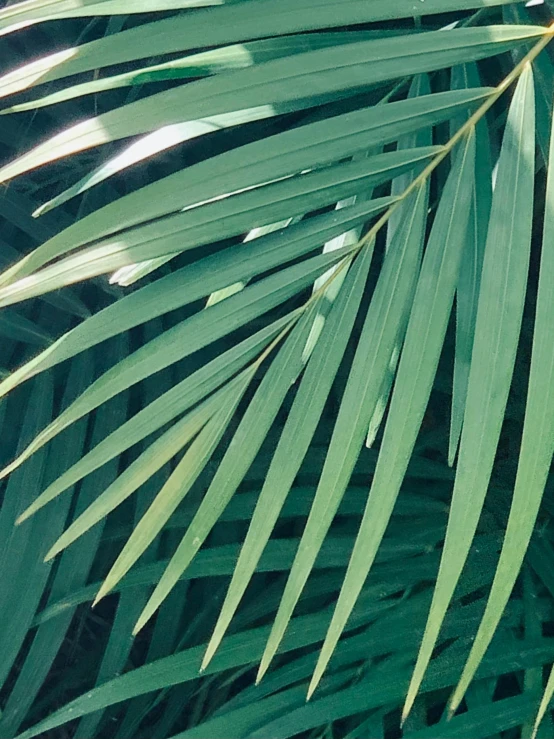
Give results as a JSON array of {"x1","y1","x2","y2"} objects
[{"x1": 1, "y1": 0, "x2": 554, "y2": 737}]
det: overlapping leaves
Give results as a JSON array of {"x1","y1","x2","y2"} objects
[{"x1": 0, "y1": 2, "x2": 554, "y2": 738}]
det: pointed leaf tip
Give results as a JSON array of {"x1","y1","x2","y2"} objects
[
  {"x1": 406, "y1": 65, "x2": 535, "y2": 718},
  {"x1": 311, "y1": 131, "x2": 476, "y2": 701}
]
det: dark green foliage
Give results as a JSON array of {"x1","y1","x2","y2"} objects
[{"x1": 0, "y1": 2, "x2": 554, "y2": 738}]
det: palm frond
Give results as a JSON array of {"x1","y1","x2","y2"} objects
[{"x1": 1, "y1": 2, "x2": 554, "y2": 738}]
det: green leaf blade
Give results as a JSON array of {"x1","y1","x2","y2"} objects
[
  {"x1": 0, "y1": 146, "x2": 437, "y2": 286},
  {"x1": 1, "y1": 251, "x2": 342, "y2": 480},
  {"x1": 0, "y1": 198, "x2": 391, "y2": 400},
  {"x1": 0, "y1": 27, "x2": 531, "y2": 187},
  {"x1": 448, "y1": 63, "x2": 492, "y2": 465},
  {"x1": 309, "y1": 130, "x2": 476, "y2": 699},
  {"x1": 450, "y1": 64, "x2": 554, "y2": 714},
  {"x1": 0, "y1": 1, "x2": 538, "y2": 79},
  {"x1": 257, "y1": 181, "x2": 431, "y2": 682},
  {"x1": 43, "y1": 398, "x2": 215, "y2": 561},
  {"x1": 94, "y1": 369, "x2": 254, "y2": 605},
  {"x1": 132, "y1": 302, "x2": 322, "y2": 633},
  {"x1": 404, "y1": 64, "x2": 536, "y2": 721},
  {"x1": 202, "y1": 240, "x2": 374, "y2": 670},
  {"x1": 0, "y1": 87, "x2": 489, "y2": 284}
]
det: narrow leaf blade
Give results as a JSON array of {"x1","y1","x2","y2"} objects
[
  {"x1": 310, "y1": 131, "x2": 476, "y2": 698},
  {"x1": 404, "y1": 65, "x2": 536, "y2": 720}
]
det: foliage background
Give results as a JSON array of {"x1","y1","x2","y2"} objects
[{"x1": 1, "y1": 1, "x2": 554, "y2": 738}]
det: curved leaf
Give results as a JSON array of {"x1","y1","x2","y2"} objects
[
  {"x1": 42, "y1": 394, "x2": 220, "y2": 558},
  {"x1": 17, "y1": 313, "x2": 295, "y2": 524},
  {"x1": 0, "y1": 249, "x2": 345, "y2": 479},
  {"x1": 0, "y1": 87, "x2": 488, "y2": 282},
  {"x1": 404, "y1": 65, "x2": 535, "y2": 721},
  {"x1": 202, "y1": 241, "x2": 374, "y2": 669},
  {"x1": 308, "y1": 130, "x2": 476, "y2": 698},
  {"x1": 3, "y1": 33, "x2": 378, "y2": 113},
  {"x1": 0, "y1": 146, "x2": 437, "y2": 289},
  {"x1": 257, "y1": 180, "x2": 432, "y2": 682},
  {"x1": 0, "y1": 27, "x2": 533, "y2": 187},
  {"x1": 0, "y1": 0, "x2": 221, "y2": 36},
  {"x1": 448, "y1": 62, "x2": 492, "y2": 465},
  {"x1": 133, "y1": 299, "x2": 324, "y2": 632},
  {"x1": 449, "y1": 64, "x2": 554, "y2": 715},
  {"x1": 0, "y1": 197, "x2": 391, "y2": 401},
  {"x1": 93, "y1": 367, "x2": 255, "y2": 603},
  {"x1": 0, "y1": 1, "x2": 533, "y2": 80}
]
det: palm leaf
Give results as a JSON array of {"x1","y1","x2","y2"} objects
[
  {"x1": 448, "y1": 62, "x2": 492, "y2": 464},
  {"x1": 0, "y1": 86, "x2": 488, "y2": 282},
  {"x1": 0, "y1": 1, "x2": 532, "y2": 82},
  {"x1": 0, "y1": 27, "x2": 538, "y2": 188},
  {"x1": 307, "y1": 129, "x2": 477, "y2": 698},
  {"x1": 94, "y1": 366, "x2": 256, "y2": 605},
  {"x1": 258, "y1": 177, "x2": 433, "y2": 681},
  {"x1": 448, "y1": 63, "x2": 554, "y2": 722},
  {"x1": 404, "y1": 63, "x2": 536, "y2": 720},
  {"x1": 132, "y1": 299, "x2": 325, "y2": 632},
  {"x1": 1, "y1": 249, "x2": 351, "y2": 480},
  {"x1": 202, "y1": 241, "x2": 374, "y2": 669},
  {"x1": 12, "y1": 531, "x2": 505, "y2": 739},
  {"x1": 2, "y1": 5, "x2": 554, "y2": 738},
  {"x1": 365, "y1": 72, "x2": 433, "y2": 447},
  {"x1": 0, "y1": 147, "x2": 437, "y2": 288},
  {"x1": 17, "y1": 314, "x2": 294, "y2": 524}
]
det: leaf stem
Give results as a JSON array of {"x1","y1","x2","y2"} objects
[
  {"x1": 243, "y1": 21, "x2": 554, "y2": 378},
  {"x1": 353, "y1": 21, "x2": 554, "y2": 256}
]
